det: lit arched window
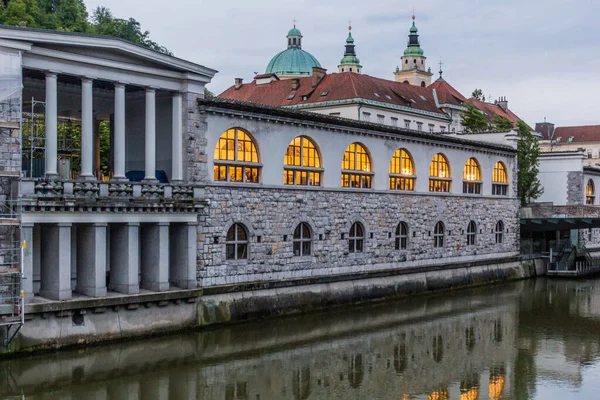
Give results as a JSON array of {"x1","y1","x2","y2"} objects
[
  {"x1": 284, "y1": 136, "x2": 322, "y2": 186},
  {"x1": 434, "y1": 221, "x2": 445, "y2": 248},
  {"x1": 226, "y1": 223, "x2": 248, "y2": 260},
  {"x1": 495, "y1": 220, "x2": 504, "y2": 244},
  {"x1": 586, "y1": 179, "x2": 595, "y2": 205},
  {"x1": 466, "y1": 221, "x2": 477, "y2": 246},
  {"x1": 492, "y1": 162, "x2": 509, "y2": 196},
  {"x1": 395, "y1": 222, "x2": 409, "y2": 250},
  {"x1": 429, "y1": 153, "x2": 451, "y2": 192},
  {"x1": 389, "y1": 148, "x2": 415, "y2": 191},
  {"x1": 463, "y1": 158, "x2": 482, "y2": 194},
  {"x1": 213, "y1": 128, "x2": 260, "y2": 183},
  {"x1": 428, "y1": 389, "x2": 450, "y2": 400},
  {"x1": 342, "y1": 143, "x2": 373, "y2": 189},
  {"x1": 293, "y1": 223, "x2": 312, "y2": 256},
  {"x1": 349, "y1": 222, "x2": 365, "y2": 253}
]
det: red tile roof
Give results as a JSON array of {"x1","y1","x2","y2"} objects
[
  {"x1": 429, "y1": 79, "x2": 467, "y2": 106},
  {"x1": 465, "y1": 98, "x2": 522, "y2": 125},
  {"x1": 219, "y1": 72, "x2": 446, "y2": 116},
  {"x1": 553, "y1": 125, "x2": 600, "y2": 143}
]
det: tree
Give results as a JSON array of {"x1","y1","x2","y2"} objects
[
  {"x1": 204, "y1": 87, "x2": 214, "y2": 98},
  {"x1": 471, "y1": 88, "x2": 484, "y2": 101},
  {"x1": 492, "y1": 114, "x2": 514, "y2": 131},
  {"x1": 460, "y1": 103, "x2": 490, "y2": 133},
  {"x1": 517, "y1": 120, "x2": 544, "y2": 206}
]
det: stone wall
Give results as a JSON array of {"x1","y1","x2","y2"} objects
[
  {"x1": 198, "y1": 185, "x2": 520, "y2": 287},
  {"x1": 184, "y1": 92, "x2": 207, "y2": 183},
  {"x1": 567, "y1": 171, "x2": 584, "y2": 205}
]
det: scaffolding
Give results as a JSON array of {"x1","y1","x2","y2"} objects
[{"x1": 0, "y1": 241, "x2": 24, "y2": 345}]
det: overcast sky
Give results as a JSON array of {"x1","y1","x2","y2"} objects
[{"x1": 84, "y1": 0, "x2": 600, "y2": 127}]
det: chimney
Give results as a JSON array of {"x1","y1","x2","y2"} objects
[
  {"x1": 312, "y1": 67, "x2": 327, "y2": 88},
  {"x1": 535, "y1": 119, "x2": 555, "y2": 140},
  {"x1": 497, "y1": 96, "x2": 508, "y2": 112},
  {"x1": 291, "y1": 79, "x2": 300, "y2": 91},
  {"x1": 234, "y1": 78, "x2": 243, "y2": 90}
]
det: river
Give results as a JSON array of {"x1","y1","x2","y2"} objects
[{"x1": 2, "y1": 278, "x2": 600, "y2": 399}]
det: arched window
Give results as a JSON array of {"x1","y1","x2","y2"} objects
[
  {"x1": 214, "y1": 128, "x2": 260, "y2": 183},
  {"x1": 405, "y1": 59, "x2": 408, "y2": 64},
  {"x1": 429, "y1": 154, "x2": 451, "y2": 192},
  {"x1": 395, "y1": 222, "x2": 409, "y2": 250},
  {"x1": 463, "y1": 158, "x2": 482, "y2": 194},
  {"x1": 293, "y1": 38, "x2": 297, "y2": 45},
  {"x1": 349, "y1": 222, "x2": 365, "y2": 253},
  {"x1": 284, "y1": 136, "x2": 322, "y2": 186},
  {"x1": 226, "y1": 223, "x2": 249, "y2": 260},
  {"x1": 495, "y1": 220, "x2": 504, "y2": 244},
  {"x1": 342, "y1": 143, "x2": 373, "y2": 189},
  {"x1": 587, "y1": 179, "x2": 595, "y2": 205},
  {"x1": 492, "y1": 162, "x2": 509, "y2": 196},
  {"x1": 389, "y1": 148, "x2": 415, "y2": 191},
  {"x1": 293, "y1": 223, "x2": 312, "y2": 256},
  {"x1": 466, "y1": 221, "x2": 477, "y2": 246},
  {"x1": 434, "y1": 222, "x2": 445, "y2": 248},
  {"x1": 403, "y1": 80, "x2": 409, "y2": 84},
  {"x1": 421, "y1": 81, "x2": 426, "y2": 87}
]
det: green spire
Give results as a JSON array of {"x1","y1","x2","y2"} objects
[
  {"x1": 339, "y1": 23, "x2": 362, "y2": 73},
  {"x1": 404, "y1": 15, "x2": 424, "y2": 57}
]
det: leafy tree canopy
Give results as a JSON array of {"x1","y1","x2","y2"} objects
[
  {"x1": 0, "y1": 0, "x2": 170, "y2": 54},
  {"x1": 460, "y1": 103, "x2": 490, "y2": 133},
  {"x1": 492, "y1": 114, "x2": 514, "y2": 131},
  {"x1": 471, "y1": 88, "x2": 485, "y2": 102},
  {"x1": 517, "y1": 120, "x2": 544, "y2": 206}
]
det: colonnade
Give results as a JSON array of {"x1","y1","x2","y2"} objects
[
  {"x1": 44, "y1": 72, "x2": 184, "y2": 182},
  {"x1": 21, "y1": 221, "x2": 198, "y2": 300}
]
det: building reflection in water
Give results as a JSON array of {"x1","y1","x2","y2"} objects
[{"x1": 0, "y1": 283, "x2": 541, "y2": 400}]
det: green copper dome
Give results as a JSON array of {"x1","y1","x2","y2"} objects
[
  {"x1": 266, "y1": 48, "x2": 322, "y2": 76},
  {"x1": 403, "y1": 46, "x2": 424, "y2": 56},
  {"x1": 409, "y1": 21, "x2": 418, "y2": 34},
  {"x1": 288, "y1": 27, "x2": 302, "y2": 36},
  {"x1": 404, "y1": 19, "x2": 424, "y2": 56},
  {"x1": 340, "y1": 31, "x2": 361, "y2": 66}
]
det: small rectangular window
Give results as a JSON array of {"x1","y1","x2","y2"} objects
[
  {"x1": 256, "y1": 236, "x2": 262, "y2": 243},
  {"x1": 404, "y1": 120, "x2": 411, "y2": 129},
  {"x1": 391, "y1": 117, "x2": 398, "y2": 127},
  {"x1": 362, "y1": 112, "x2": 371, "y2": 122},
  {"x1": 417, "y1": 122, "x2": 423, "y2": 131},
  {"x1": 440, "y1": 126, "x2": 446, "y2": 133},
  {"x1": 377, "y1": 115, "x2": 385, "y2": 124},
  {"x1": 287, "y1": 94, "x2": 295, "y2": 100},
  {"x1": 428, "y1": 124, "x2": 435, "y2": 133}
]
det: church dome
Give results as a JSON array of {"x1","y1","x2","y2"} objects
[
  {"x1": 266, "y1": 49, "x2": 322, "y2": 76},
  {"x1": 266, "y1": 25, "x2": 322, "y2": 77}
]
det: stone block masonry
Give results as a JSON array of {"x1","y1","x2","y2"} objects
[{"x1": 198, "y1": 186, "x2": 520, "y2": 287}]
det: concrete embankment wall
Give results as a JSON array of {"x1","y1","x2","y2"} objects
[
  {"x1": 198, "y1": 255, "x2": 536, "y2": 326},
  {"x1": 1, "y1": 255, "x2": 540, "y2": 356}
]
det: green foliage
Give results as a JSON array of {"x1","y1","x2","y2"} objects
[
  {"x1": 517, "y1": 120, "x2": 544, "y2": 206},
  {"x1": 471, "y1": 88, "x2": 484, "y2": 101},
  {"x1": 204, "y1": 87, "x2": 214, "y2": 98},
  {"x1": 460, "y1": 103, "x2": 490, "y2": 133},
  {"x1": 492, "y1": 114, "x2": 514, "y2": 131},
  {"x1": 0, "y1": 0, "x2": 169, "y2": 54}
]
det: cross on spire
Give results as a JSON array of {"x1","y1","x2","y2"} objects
[
  {"x1": 349, "y1": 19, "x2": 352, "y2": 31},
  {"x1": 293, "y1": 17, "x2": 297, "y2": 27},
  {"x1": 412, "y1": 7, "x2": 416, "y2": 20},
  {"x1": 438, "y1": 61, "x2": 443, "y2": 77}
]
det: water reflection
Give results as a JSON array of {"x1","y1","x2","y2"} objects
[{"x1": 6, "y1": 279, "x2": 600, "y2": 399}]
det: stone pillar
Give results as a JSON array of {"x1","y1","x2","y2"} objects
[
  {"x1": 141, "y1": 375, "x2": 169, "y2": 400},
  {"x1": 171, "y1": 93, "x2": 183, "y2": 182},
  {"x1": 144, "y1": 88, "x2": 157, "y2": 182},
  {"x1": 33, "y1": 224, "x2": 41, "y2": 293},
  {"x1": 109, "y1": 223, "x2": 140, "y2": 294},
  {"x1": 76, "y1": 223, "x2": 107, "y2": 297},
  {"x1": 141, "y1": 222, "x2": 169, "y2": 292},
  {"x1": 39, "y1": 223, "x2": 72, "y2": 300},
  {"x1": 20, "y1": 223, "x2": 34, "y2": 300},
  {"x1": 169, "y1": 222, "x2": 197, "y2": 289},
  {"x1": 113, "y1": 83, "x2": 127, "y2": 181},
  {"x1": 80, "y1": 78, "x2": 95, "y2": 180},
  {"x1": 109, "y1": 381, "x2": 140, "y2": 400},
  {"x1": 45, "y1": 72, "x2": 58, "y2": 178}
]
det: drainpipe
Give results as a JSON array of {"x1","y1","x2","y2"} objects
[{"x1": 358, "y1": 102, "x2": 362, "y2": 121}]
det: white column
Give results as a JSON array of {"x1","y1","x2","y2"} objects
[
  {"x1": 109, "y1": 223, "x2": 140, "y2": 295},
  {"x1": 171, "y1": 93, "x2": 183, "y2": 181},
  {"x1": 45, "y1": 72, "x2": 58, "y2": 178},
  {"x1": 80, "y1": 78, "x2": 95, "y2": 180},
  {"x1": 113, "y1": 83, "x2": 127, "y2": 181},
  {"x1": 21, "y1": 224, "x2": 34, "y2": 300},
  {"x1": 141, "y1": 222, "x2": 169, "y2": 292},
  {"x1": 169, "y1": 222, "x2": 197, "y2": 289},
  {"x1": 144, "y1": 88, "x2": 157, "y2": 181},
  {"x1": 40, "y1": 223, "x2": 72, "y2": 300},
  {"x1": 76, "y1": 223, "x2": 107, "y2": 297}
]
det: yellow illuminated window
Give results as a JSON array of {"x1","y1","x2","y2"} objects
[
  {"x1": 492, "y1": 162, "x2": 509, "y2": 196},
  {"x1": 389, "y1": 148, "x2": 415, "y2": 191},
  {"x1": 463, "y1": 158, "x2": 482, "y2": 194},
  {"x1": 284, "y1": 136, "x2": 323, "y2": 186},
  {"x1": 342, "y1": 143, "x2": 373, "y2": 189},
  {"x1": 429, "y1": 153, "x2": 451, "y2": 192},
  {"x1": 213, "y1": 128, "x2": 260, "y2": 183},
  {"x1": 427, "y1": 390, "x2": 449, "y2": 400},
  {"x1": 587, "y1": 179, "x2": 595, "y2": 205},
  {"x1": 489, "y1": 372, "x2": 506, "y2": 400}
]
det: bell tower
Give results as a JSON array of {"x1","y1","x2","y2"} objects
[
  {"x1": 338, "y1": 23, "x2": 362, "y2": 74},
  {"x1": 394, "y1": 14, "x2": 433, "y2": 87}
]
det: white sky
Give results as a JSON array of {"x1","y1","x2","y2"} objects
[{"x1": 83, "y1": 0, "x2": 600, "y2": 127}]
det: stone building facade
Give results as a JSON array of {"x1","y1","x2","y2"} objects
[{"x1": 197, "y1": 99, "x2": 520, "y2": 288}]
